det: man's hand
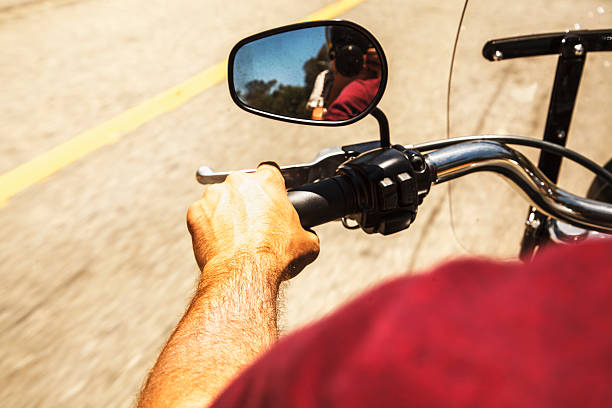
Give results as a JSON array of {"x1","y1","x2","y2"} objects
[
  {"x1": 187, "y1": 163, "x2": 319, "y2": 281},
  {"x1": 365, "y1": 47, "x2": 381, "y2": 78},
  {"x1": 139, "y1": 163, "x2": 319, "y2": 408}
]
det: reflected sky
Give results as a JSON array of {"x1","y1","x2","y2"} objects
[{"x1": 233, "y1": 26, "x2": 327, "y2": 93}]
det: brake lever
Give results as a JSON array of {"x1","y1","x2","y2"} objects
[{"x1": 196, "y1": 147, "x2": 349, "y2": 189}]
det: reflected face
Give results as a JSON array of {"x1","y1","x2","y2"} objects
[{"x1": 230, "y1": 24, "x2": 385, "y2": 123}]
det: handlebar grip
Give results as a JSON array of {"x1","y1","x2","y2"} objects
[{"x1": 288, "y1": 176, "x2": 358, "y2": 229}]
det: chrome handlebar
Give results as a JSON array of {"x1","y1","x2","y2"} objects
[
  {"x1": 425, "y1": 141, "x2": 612, "y2": 233},
  {"x1": 196, "y1": 139, "x2": 612, "y2": 233}
]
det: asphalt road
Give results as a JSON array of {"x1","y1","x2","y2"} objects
[{"x1": 1, "y1": 0, "x2": 610, "y2": 406}]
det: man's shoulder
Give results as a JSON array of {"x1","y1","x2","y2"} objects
[
  {"x1": 212, "y1": 239, "x2": 612, "y2": 407},
  {"x1": 339, "y1": 78, "x2": 379, "y2": 97}
]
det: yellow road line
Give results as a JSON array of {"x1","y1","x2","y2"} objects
[
  {"x1": 0, "y1": 0, "x2": 367, "y2": 204},
  {"x1": 299, "y1": 0, "x2": 366, "y2": 22}
]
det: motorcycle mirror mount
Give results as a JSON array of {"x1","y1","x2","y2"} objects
[{"x1": 228, "y1": 19, "x2": 391, "y2": 147}]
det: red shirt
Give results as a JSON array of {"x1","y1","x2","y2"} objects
[
  {"x1": 324, "y1": 78, "x2": 381, "y2": 121},
  {"x1": 212, "y1": 239, "x2": 612, "y2": 407}
]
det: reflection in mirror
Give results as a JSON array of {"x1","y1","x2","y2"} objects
[{"x1": 232, "y1": 25, "x2": 383, "y2": 122}]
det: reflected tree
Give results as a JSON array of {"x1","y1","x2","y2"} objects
[{"x1": 238, "y1": 80, "x2": 310, "y2": 119}]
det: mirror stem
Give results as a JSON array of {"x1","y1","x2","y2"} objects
[{"x1": 371, "y1": 107, "x2": 390, "y2": 148}]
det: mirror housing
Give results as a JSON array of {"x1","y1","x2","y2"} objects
[{"x1": 228, "y1": 20, "x2": 387, "y2": 126}]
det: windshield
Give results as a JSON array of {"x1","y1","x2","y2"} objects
[{"x1": 447, "y1": 0, "x2": 612, "y2": 257}]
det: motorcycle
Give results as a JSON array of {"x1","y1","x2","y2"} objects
[{"x1": 197, "y1": 1, "x2": 612, "y2": 260}]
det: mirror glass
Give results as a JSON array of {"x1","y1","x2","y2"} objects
[{"x1": 231, "y1": 24, "x2": 384, "y2": 123}]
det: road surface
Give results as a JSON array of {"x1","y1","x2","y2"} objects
[{"x1": 1, "y1": 0, "x2": 610, "y2": 406}]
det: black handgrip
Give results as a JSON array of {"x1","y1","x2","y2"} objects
[{"x1": 288, "y1": 176, "x2": 358, "y2": 229}]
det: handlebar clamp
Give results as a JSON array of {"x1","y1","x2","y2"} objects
[{"x1": 339, "y1": 146, "x2": 432, "y2": 235}]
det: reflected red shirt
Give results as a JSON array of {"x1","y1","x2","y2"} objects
[
  {"x1": 212, "y1": 239, "x2": 612, "y2": 407},
  {"x1": 324, "y1": 78, "x2": 380, "y2": 121}
]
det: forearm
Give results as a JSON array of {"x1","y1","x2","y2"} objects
[
  {"x1": 138, "y1": 254, "x2": 281, "y2": 408},
  {"x1": 138, "y1": 164, "x2": 319, "y2": 407}
]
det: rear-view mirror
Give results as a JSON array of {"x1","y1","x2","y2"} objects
[{"x1": 228, "y1": 20, "x2": 387, "y2": 126}]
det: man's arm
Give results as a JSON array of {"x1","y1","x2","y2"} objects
[{"x1": 137, "y1": 164, "x2": 319, "y2": 408}]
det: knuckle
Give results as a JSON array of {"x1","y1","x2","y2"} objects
[
  {"x1": 225, "y1": 171, "x2": 248, "y2": 185},
  {"x1": 258, "y1": 165, "x2": 285, "y2": 186},
  {"x1": 258, "y1": 161, "x2": 280, "y2": 171},
  {"x1": 309, "y1": 234, "x2": 321, "y2": 252},
  {"x1": 202, "y1": 184, "x2": 217, "y2": 196},
  {"x1": 203, "y1": 183, "x2": 224, "y2": 198},
  {"x1": 186, "y1": 202, "x2": 202, "y2": 229},
  {"x1": 186, "y1": 202, "x2": 200, "y2": 219},
  {"x1": 224, "y1": 172, "x2": 239, "y2": 183}
]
